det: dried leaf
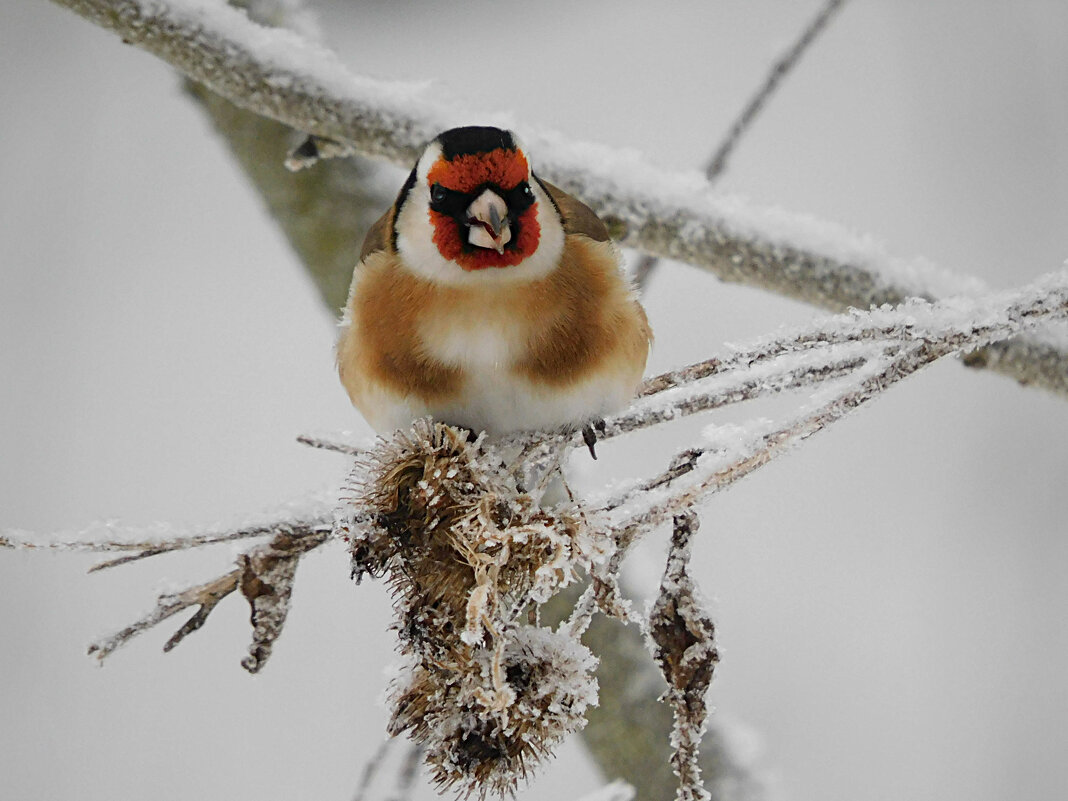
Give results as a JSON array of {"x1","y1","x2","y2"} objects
[{"x1": 648, "y1": 512, "x2": 719, "y2": 801}]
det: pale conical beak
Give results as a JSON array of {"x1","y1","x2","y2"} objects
[{"x1": 465, "y1": 189, "x2": 512, "y2": 254}]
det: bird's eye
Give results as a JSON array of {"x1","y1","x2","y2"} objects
[
  {"x1": 430, "y1": 183, "x2": 448, "y2": 205},
  {"x1": 522, "y1": 183, "x2": 533, "y2": 198}
]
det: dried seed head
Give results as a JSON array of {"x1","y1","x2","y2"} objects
[
  {"x1": 388, "y1": 626, "x2": 599, "y2": 798},
  {"x1": 340, "y1": 421, "x2": 589, "y2": 661},
  {"x1": 334, "y1": 421, "x2": 607, "y2": 796}
]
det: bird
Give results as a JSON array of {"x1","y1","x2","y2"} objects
[{"x1": 337, "y1": 126, "x2": 651, "y2": 443}]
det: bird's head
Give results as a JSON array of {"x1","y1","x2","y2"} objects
[{"x1": 391, "y1": 126, "x2": 565, "y2": 285}]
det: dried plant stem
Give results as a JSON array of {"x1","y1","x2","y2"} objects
[
  {"x1": 90, "y1": 517, "x2": 331, "y2": 571},
  {"x1": 648, "y1": 512, "x2": 718, "y2": 801},
  {"x1": 87, "y1": 526, "x2": 331, "y2": 667},
  {"x1": 88, "y1": 569, "x2": 240, "y2": 662},
  {"x1": 1, "y1": 518, "x2": 327, "y2": 570},
  {"x1": 296, "y1": 434, "x2": 367, "y2": 457}
]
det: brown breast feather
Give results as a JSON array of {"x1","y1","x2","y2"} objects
[
  {"x1": 340, "y1": 190, "x2": 649, "y2": 407},
  {"x1": 338, "y1": 251, "x2": 463, "y2": 405},
  {"x1": 515, "y1": 235, "x2": 650, "y2": 386}
]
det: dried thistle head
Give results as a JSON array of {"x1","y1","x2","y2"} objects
[
  {"x1": 340, "y1": 421, "x2": 592, "y2": 653},
  {"x1": 334, "y1": 420, "x2": 609, "y2": 797},
  {"x1": 388, "y1": 626, "x2": 598, "y2": 798}
]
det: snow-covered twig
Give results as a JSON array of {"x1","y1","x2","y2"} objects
[
  {"x1": 87, "y1": 525, "x2": 331, "y2": 670},
  {"x1": 48, "y1": 0, "x2": 1068, "y2": 397},
  {"x1": 601, "y1": 274, "x2": 1068, "y2": 534},
  {"x1": 647, "y1": 512, "x2": 718, "y2": 801},
  {"x1": 554, "y1": 271, "x2": 1068, "y2": 631},
  {"x1": 2, "y1": 504, "x2": 333, "y2": 571},
  {"x1": 296, "y1": 433, "x2": 367, "y2": 457},
  {"x1": 87, "y1": 568, "x2": 241, "y2": 662},
  {"x1": 0, "y1": 510, "x2": 328, "y2": 568}
]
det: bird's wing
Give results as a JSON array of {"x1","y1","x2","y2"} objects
[
  {"x1": 537, "y1": 179, "x2": 611, "y2": 243},
  {"x1": 359, "y1": 209, "x2": 393, "y2": 262}
]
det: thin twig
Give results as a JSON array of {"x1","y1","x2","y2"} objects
[
  {"x1": 88, "y1": 569, "x2": 241, "y2": 663},
  {"x1": 388, "y1": 742, "x2": 423, "y2": 801},
  {"x1": 3, "y1": 504, "x2": 335, "y2": 570},
  {"x1": 87, "y1": 526, "x2": 332, "y2": 665},
  {"x1": 296, "y1": 434, "x2": 368, "y2": 457},
  {"x1": 635, "y1": 0, "x2": 851, "y2": 293},
  {"x1": 351, "y1": 739, "x2": 396, "y2": 801},
  {"x1": 612, "y1": 272, "x2": 1068, "y2": 527},
  {"x1": 705, "y1": 0, "x2": 850, "y2": 182},
  {"x1": 89, "y1": 517, "x2": 331, "y2": 571}
]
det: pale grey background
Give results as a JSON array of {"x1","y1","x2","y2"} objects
[{"x1": 1, "y1": 2, "x2": 1066, "y2": 800}]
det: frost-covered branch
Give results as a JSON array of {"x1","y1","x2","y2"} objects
[
  {"x1": 87, "y1": 567, "x2": 241, "y2": 662},
  {"x1": 554, "y1": 271, "x2": 1068, "y2": 632},
  {"x1": 85, "y1": 523, "x2": 331, "y2": 670},
  {"x1": 647, "y1": 512, "x2": 719, "y2": 801},
  {"x1": 2, "y1": 501, "x2": 333, "y2": 569},
  {"x1": 180, "y1": 0, "x2": 396, "y2": 312},
  {"x1": 597, "y1": 272, "x2": 1068, "y2": 532},
  {"x1": 49, "y1": 0, "x2": 1068, "y2": 396}
]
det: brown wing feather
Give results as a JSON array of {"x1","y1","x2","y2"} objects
[
  {"x1": 537, "y1": 179, "x2": 611, "y2": 242},
  {"x1": 358, "y1": 209, "x2": 393, "y2": 262}
]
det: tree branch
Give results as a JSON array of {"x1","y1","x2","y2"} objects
[
  {"x1": 48, "y1": 0, "x2": 1068, "y2": 397},
  {"x1": 185, "y1": 81, "x2": 395, "y2": 312}
]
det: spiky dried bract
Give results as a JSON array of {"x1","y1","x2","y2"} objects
[
  {"x1": 648, "y1": 513, "x2": 719, "y2": 801},
  {"x1": 389, "y1": 627, "x2": 598, "y2": 797},
  {"x1": 335, "y1": 420, "x2": 606, "y2": 796}
]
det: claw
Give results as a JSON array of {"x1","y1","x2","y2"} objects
[{"x1": 581, "y1": 424, "x2": 599, "y2": 460}]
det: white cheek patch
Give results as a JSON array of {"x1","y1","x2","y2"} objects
[
  {"x1": 393, "y1": 146, "x2": 567, "y2": 288},
  {"x1": 395, "y1": 187, "x2": 458, "y2": 284}
]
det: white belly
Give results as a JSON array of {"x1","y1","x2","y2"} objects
[
  {"x1": 362, "y1": 363, "x2": 636, "y2": 436},
  {"x1": 424, "y1": 315, "x2": 636, "y2": 435},
  {"x1": 433, "y1": 365, "x2": 636, "y2": 435}
]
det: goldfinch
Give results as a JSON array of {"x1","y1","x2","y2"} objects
[{"x1": 337, "y1": 126, "x2": 651, "y2": 438}]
